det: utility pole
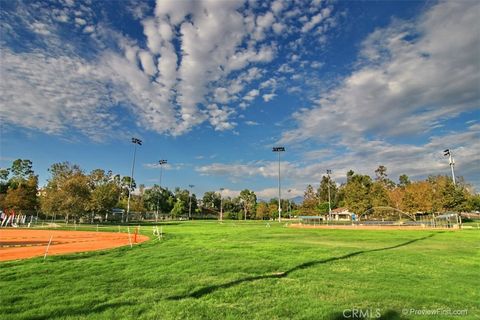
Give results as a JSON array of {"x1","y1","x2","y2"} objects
[
  {"x1": 156, "y1": 160, "x2": 167, "y2": 222},
  {"x1": 272, "y1": 147, "x2": 285, "y2": 222},
  {"x1": 126, "y1": 137, "x2": 142, "y2": 223},
  {"x1": 288, "y1": 189, "x2": 292, "y2": 218},
  {"x1": 189, "y1": 184, "x2": 195, "y2": 220},
  {"x1": 443, "y1": 149, "x2": 456, "y2": 186},
  {"x1": 219, "y1": 188, "x2": 224, "y2": 221},
  {"x1": 326, "y1": 169, "x2": 332, "y2": 221}
]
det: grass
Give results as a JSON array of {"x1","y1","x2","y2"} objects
[{"x1": 0, "y1": 221, "x2": 479, "y2": 319}]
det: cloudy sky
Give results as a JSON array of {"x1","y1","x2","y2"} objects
[{"x1": 1, "y1": 0, "x2": 479, "y2": 199}]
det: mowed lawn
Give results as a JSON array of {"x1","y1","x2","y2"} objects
[{"x1": 0, "y1": 222, "x2": 478, "y2": 320}]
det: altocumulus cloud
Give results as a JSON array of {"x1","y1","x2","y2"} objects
[{"x1": 1, "y1": 0, "x2": 337, "y2": 139}]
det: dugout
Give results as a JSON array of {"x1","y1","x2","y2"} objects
[{"x1": 299, "y1": 216, "x2": 325, "y2": 225}]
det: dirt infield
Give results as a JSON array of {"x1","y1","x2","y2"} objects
[
  {"x1": 289, "y1": 223, "x2": 457, "y2": 230},
  {"x1": 0, "y1": 229, "x2": 149, "y2": 261}
]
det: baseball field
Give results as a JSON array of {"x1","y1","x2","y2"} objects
[{"x1": 0, "y1": 221, "x2": 478, "y2": 319}]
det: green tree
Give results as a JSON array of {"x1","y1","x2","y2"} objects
[
  {"x1": 203, "y1": 191, "x2": 221, "y2": 211},
  {"x1": 239, "y1": 189, "x2": 257, "y2": 220},
  {"x1": 317, "y1": 175, "x2": 337, "y2": 207},
  {"x1": 10, "y1": 159, "x2": 34, "y2": 183},
  {"x1": 0, "y1": 168, "x2": 10, "y2": 195},
  {"x1": 398, "y1": 174, "x2": 411, "y2": 188},
  {"x1": 302, "y1": 184, "x2": 318, "y2": 215},
  {"x1": 171, "y1": 199, "x2": 186, "y2": 217},
  {"x1": 342, "y1": 173, "x2": 373, "y2": 216},
  {"x1": 41, "y1": 162, "x2": 90, "y2": 222},
  {"x1": 88, "y1": 169, "x2": 121, "y2": 221}
]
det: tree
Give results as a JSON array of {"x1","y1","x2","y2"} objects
[
  {"x1": 2, "y1": 159, "x2": 38, "y2": 214},
  {"x1": 0, "y1": 168, "x2": 10, "y2": 195},
  {"x1": 374, "y1": 165, "x2": 395, "y2": 189},
  {"x1": 342, "y1": 173, "x2": 373, "y2": 215},
  {"x1": 370, "y1": 181, "x2": 390, "y2": 208},
  {"x1": 88, "y1": 169, "x2": 121, "y2": 221},
  {"x1": 4, "y1": 175, "x2": 38, "y2": 214},
  {"x1": 346, "y1": 170, "x2": 355, "y2": 183},
  {"x1": 375, "y1": 165, "x2": 387, "y2": 182},
  {"x1": 302, "y1": 184, "x2": 318, "y2": 215},
  {"x1": 317, "y1": 175, "x2": 337, "y2": 207},
  {"x1": 10, "y1": 159, "x2": 34, "y2": 181},
  {"x1": 171, "y1": 198, "x2": 186, "y2": 217},
  {"x1": 239, "y1": 189, "x2": 256, "y2": 219},
  {"x1": 255, "y1": 202, "x2": 270, "y2": 220},
  {"x1": 203, "y1": 191, "x2": 221, "y2": 211},
  {"x1": 398, "y1": 174, "x2": 411, "y2": 188},
  {"x1": 41, "y1": 162, "x2": 90, "y2": 222}
]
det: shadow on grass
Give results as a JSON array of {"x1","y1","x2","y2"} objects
[{"x1": 168, "y1": 234, "x2": 435, "y2": 300}]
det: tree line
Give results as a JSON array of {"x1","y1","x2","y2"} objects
[
  {"x1": 0, "y1": 159, "x2": 291, "y2": 222},
  {"x1": 301, "y1": 165, "x2": 480, "y2": 216},
  {"x1": 1, "y1": 160, "x2": 478, "y2": 222}
]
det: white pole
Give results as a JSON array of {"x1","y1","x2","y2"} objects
[
  {"x1": 278, "y1": 151, "x2": 282, "y2": 223},
  {"x1": 189, "y1": 194, "x2": 193, "y2": 220},
  {"x1": 127, "y1": 227, "x2": 132, "y2": 248},
  {"x1": 43, "y1": 235, "x2": 53, "y2": 261},
  {"x1": 157, "y1": 160, "x2": 167, "y2": 222},
  {"x1": 449, "y1": 154, "x2": 456, "y2": 186},
  {"x1": 127, "y1": 142, "x2": 138, "y2": 223},
  {"x1": 328, "y1": 178, "x2": 331, "y2": 219}
]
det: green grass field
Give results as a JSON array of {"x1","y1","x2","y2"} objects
[{"x1": 1, "y1": 221, "x2": 478, "y2": 319}]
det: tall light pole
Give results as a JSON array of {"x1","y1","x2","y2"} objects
[
  {"x1": 156, "y1": 159, "x2": 167, "y2": 222},
  {"x1": 126, "y1": 137, "x2": 142, "y2": 223},
  {"x1": 443, "y1": 149, "x2": 456, "y2": 186},
  {"x1": 219, "y1": 188, "x2": 224, "y2": 221},
  {"x1": 189, "y1": 184, "x2": 195, "y2": 220},
  {"x1": 288, "y1": 189, "x2": 292, "y2": 218},
  {"x1": 272, "y1": 147, "x2": 285, "y2": 222},
  {"x1": 326, "y1": 169, "x2": 332, "y2": 221}
]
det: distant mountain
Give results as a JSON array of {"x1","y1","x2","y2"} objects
[
  {"x1": 290, "y1": 196, "x2": 303, "y2": 205},
  {"x1": 258, "y1": 195, "x2": 303, "y2": 205}
]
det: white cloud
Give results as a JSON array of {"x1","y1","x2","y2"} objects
[
  {"x1": 262, "y1": 93, "x2": 277, "y2": 102},
  {"x1": 282, "y1": 1, "x2": 480, "y2": 144},
  {"x1": 243, "y1": 89, "x2": 260, "y2": 101},
  {"x1": 0, "y1": 0, "x2": 340, "y2": 139},
  {"x1": 207, "y1": 104, "x2": 236, "y2": 131},
  {"x1": 271, "y1": 0, "x2": 284, "y2": 15},
  {"x1": 256, "y1": 187, "x2": 303, "y2": 199},
  {"x1": 194, "y1": 124, "x2": 480, "y2": 189},
  {"x1": 245, "y1": 120, "x2": 259, "y2": 126},
  {"x1": 83, "y1": 25, "x2": 95, "y2": 34},
  {"x1": 74, "y1": 17, "x2": 86, "y2": 26}
]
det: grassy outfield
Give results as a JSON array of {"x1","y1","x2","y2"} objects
[{"x1": 0, "y1": 222, "x2": 478, "y2": 320}]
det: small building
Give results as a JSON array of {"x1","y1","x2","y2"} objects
[{"x1": 331, "y1": 207, "x2": 355, "y2": 221}]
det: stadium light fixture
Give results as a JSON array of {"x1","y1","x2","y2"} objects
[
  {"x1": 219, "y1": 188, "x2": 225, "y2": 221},
  {"x1": 272, "y1": 147, "x2": 285, "y2": 222},
  {"x1": 155, "y1": 159, "x2": 167, "y2": 222},
  {"x1": 126, "y1": 137, "x2": 142, "y2": 223},
  {"x1": 443, "y1": 149, "x2": 456, "y2": 186}
]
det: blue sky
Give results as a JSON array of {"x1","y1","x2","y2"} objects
[{"x1": 1, "y1": 0, "x2": 479, "y2": 199}]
